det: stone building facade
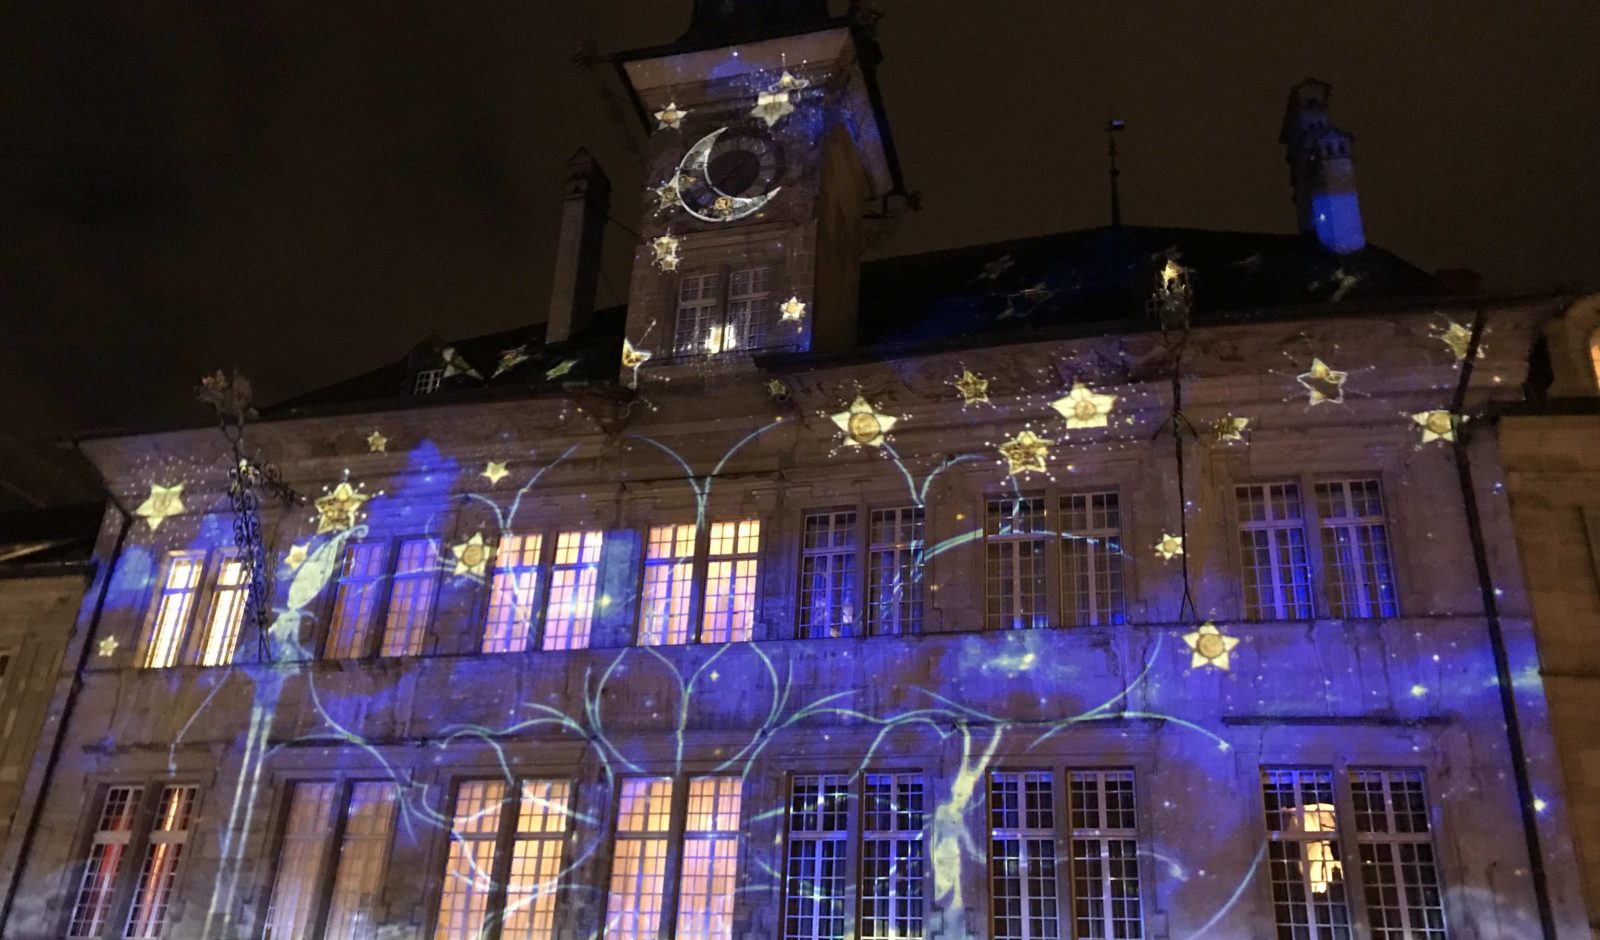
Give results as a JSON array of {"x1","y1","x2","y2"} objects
[{"x1": 2, "y1": 5, "x2": 1596, "y2": 940}]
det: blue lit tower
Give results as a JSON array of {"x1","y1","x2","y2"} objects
[{"x1": 1281, "y1": 78, "x2": 1367, "y2": 254}]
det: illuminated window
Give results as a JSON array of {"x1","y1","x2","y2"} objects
[
  {"x1": 1236, "y1": 483, "x2": 1314, "y2": 620},
  {"x1": 543, "y1": 530, "x2": 603, "y2": 651},
  {"x1": 986, "y1": 497, "x2": 1049, "y2": 630},
  {"x1": 783, "y1": 774, "x2": 850, "y2": 940},
  {"x1": 641, "y1": 524, "x2": 698, "y2": 646},
  {"x1": 989, "y1": 770, "x2": 1059, "y2": 940},
  {"x1": 1069, "y1": 771, "x2": 1143, "y2": 939},
  {"x1": 264, "y1": 782, "x2": 338, "y2": 940},
  {"x1": 799, "y1": 510, "x2": 856, "y2": 639},
  {"x1": 867, "y1": 507, "x2": 924, "y2": 636},
  {"x1": 1316, "y1": 480, "x2": 1399, "y2": 618},
  {"x1": 197, "y1": 552, "x2": 248, "y2": 666},
  {"x1": 379, "y1": 538, "x2": 439, "y2": 656},
  {"x1": 436, "y1": 780, "x2": 504, "y2": 938},
  {"x1": 673, "y1": 273, "x2": 721, "y2": 357},
  {"x1": 1061, "y1": 492, "x2": 1125, "y2": 626},
  {"x1": 68, "y1": 786, "x2": 143, "y2": 938},
  {"x1": 1350, "y1": 769, "x2": 1447, "y2": 939},
  {"x1": 414, "y1": 368, "x2": 444, "y2": 395},
  {"x1": 1261, "y1": 768, "x2": 1351, "y2": 939},
  {"x1": 606, "y1": 777, "x2": 675, "y2": 939},
  {"x1": 142, "y1": 552, "x2": 204, "y2": 668},
  {"x1": 123, "y1": 785, "x2": 196, "y2": 939},
  {"x1": 503, "y1": 780, "x2": 572, "y2": 940},
  {"x1": 325, "y1": 543, "x2": 389, "y2": 659},
  {"x1": 676, "y1": 776, "x2": 743, "y2": 940},
  {"x1": 433, "y1": 778, "x2": 572, "y2": 940},
  {"x1": 1589, "y1": 327, "x2": 1600, "y2": 389},
  {"x1": 703, "y1": 520, "x2": 760, "y2": 643},
  {"x1": 861, "y1": 774, "x2": 925, "y2": 939},
  {"x1": 483, "y1": 534, "x2": 544, "y2": 653},
  {"x1": 324, "y1": 782, "x2": 400, "y2": 940},
  {"x1": 724, "y1": 265, "x2": 772, "y2": 352}
]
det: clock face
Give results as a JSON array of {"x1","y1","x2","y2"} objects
[{"x1": 674, "y1": 125, "x2": 786, "y2": 223}]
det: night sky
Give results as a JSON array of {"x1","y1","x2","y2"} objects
[{"x1": 4, "y1": 1, "x2": 1596, "y2": 441}]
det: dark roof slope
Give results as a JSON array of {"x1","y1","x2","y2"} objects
[
  {"x1": 267, "y1": 227, "x2": 1444, "y2": 414},
  {"x1": 0, "y1": 503, "x2": 101, "y2": 572}
]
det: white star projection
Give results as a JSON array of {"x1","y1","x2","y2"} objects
[
  {"x1": 366, "y1": 430, "x2": 387, "y2": 453},
  {"x1": 284, "y1": 543, "x2": 309, "y2": 571},
  {"x1": 482, "y1": 461, "x2": 509, "y2": 486},
  {"x1": 494, "y1": 345, "x2": 530, "y2": 378},
  {"x1": 998, "y1": 430, "x2": 1052, "y2": 476},
  {"x1": 1296, "y1": 358, "x2": 1348, "y2": 406},
  {"x1": 1183, "y1": 621, "x2": 1240, "y2": 671},
  {"x1": 314, "y1": 481, "x2": 369, "y2": 534},
  {"x1": 450, "y1": 532, "x2": 493, "y2": 577},
  {"x1": 751, "y1": 89, "x2": 796, "y2": 127},
  {"x1": 135, "y1": 483, "x2": 185, "y2": 531},
  {"x1": 831, "y1": 395, "x2": 899, "y2": 448},
  {"x1": 653, "y1": 101, "x2": 689, "y2": 130},
  {"x1": 1155, "y1": 533, "x2": 1184, "y2": 560},
  {"x1": 1412, "y1": 410, "x2": 1461, "y2": 444},
  {"x1": 778, "y1": 296, "x2": 808, "y2": 323},
  {"x1": 952, "y1": 368, "x2": 990, "y2": 406},
  {"x1": 1435, "y1": 321, "x2": 1482, "y2": 361},
  {"x1": 1212, "y1": 415, "x2": 1250, "y2": 443},
  {"x1": 650, "y1": 234, "x2": 681, "y2": 272},
  {"x1": 1051, "y1": 382, "x2": 1118, "y2": 429},
  {"x1": 621, "y1": 338, "x2": 653, "y2": 387},
  {"x1": 441, "y1": 346, "x2": 481, "y2": 380},
  {"x1": 97, "y1": 635, "x2": 119, "y2": 658}
]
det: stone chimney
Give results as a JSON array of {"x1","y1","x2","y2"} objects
[
  {"x1": 1280, "y1": 79, "x2": 1366, "y2": 254},
  {"x1": 545, "y1": 149, "x2": 611, "y2": 344}
]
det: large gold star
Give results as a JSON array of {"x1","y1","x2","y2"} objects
[
  {"x1": 366, "y1": 430, "x2": 387, "y2": 452},
  {"x1": 1296, "y1": 358, "x2": 1348, "y2": 406},
  {"x1": 653, "y1": 101, "x2": 689, "y2": 130},
  {"x1": 1183, "y1": 621, "x2": 1240, "y2": 671},
  {"x1": 953, "y1": 368, "x2": 990, "y2": 406},
  {"x1": 831, "y1": 395, "x2": 898, "y2": 448},
  {"x1": 483, "y1": 461, "x2": 509, "y2": 485},
  {"x1": 998, "y1": 430, "x2": 1052, "y2": 476},
  {"x1": 1154, "y1": 533, "x2": 1184, "y2": 560},
  {"x1": 314, "y1": 481, "x2": 368, "y2": 534},
  {"x1": 284, "y1": 543, "x2": 309, "y2": 571},
  {"x1": 1051, "y1": 382, "x2": 1118, "y2": 429},
  {"x1": 1412, "y1": 410, "x2": 1461, "y2": 444},
  {"x1": 778, "y1": 296, "x2": 807, "y2": 323},
  {"x1": 135, "y1": 483, "x2": 185, "y2": 531},
  {"x1": 450, "y1": 532, "x2": 493, "y2": 577}
]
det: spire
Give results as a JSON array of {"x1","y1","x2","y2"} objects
[{"x1": 681, "y1": 0, "x2": 833, "y2": 43}]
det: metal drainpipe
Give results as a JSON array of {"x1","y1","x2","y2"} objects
[
  {"x1": 0, "y1": 458, "x2": 132, "y2": 930},
  {"x1": 1450, "y1": 307, "x2": 1559, "y2": 939}
]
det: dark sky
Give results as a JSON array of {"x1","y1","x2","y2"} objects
[{"x1": 4, "y1": 1, "x2": 1597, "y2": 441}]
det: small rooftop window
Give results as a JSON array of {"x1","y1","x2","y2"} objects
[{"x1": 413, "y1": 368, "x2": 443, "y2": 396}]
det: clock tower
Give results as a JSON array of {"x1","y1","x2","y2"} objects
[{"x1": 611, "y1": 2, "x2": 904, "y2": 379}]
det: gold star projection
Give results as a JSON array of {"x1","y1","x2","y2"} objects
[
  {"x1": 494, "y1": 346, "x2": 530, "y2": 378},
  {"x1": 1412, "y1": 410, "x2": 1461, "y2": 444},
  {"x1": 778, "y1": 296, "x2": 808, "y2": 323},
  {"x1": 1183, "y1": 621, "x2": 1240, "y2": 671},
  {"x1": 750, "y1": 71, "x2": 806, "y2": 127},
  {"x1": 366, "y1": 430, "x2": 388, "y2": 453},
  {"x1": 621, "y1": 339, "x2": 652, "y2": 388},
  {"x1": 450, "y1": 532, "x2": 493, "y2": 577},
  {"x1": 1296, "y1": 358, "x2": 1348, "y2": 406},
  {"x1": 135, "y1": 483, "x2": 185, "y2": 531},
  {"x1": 1212, "y1": 416, "x2": 1250, "y2": 443},
  {"x1": 998, "y1": 431, "x2": 1052, "y2": 475},
  {"x1": 653, "y1": 102, "x2": 689, "y2": 130},
  {"x1": 284, "y1": 543, "x2": 310, "y2": 571},
  {"x1": 832, "y1": 396, "x2": 898, "y2": 448},
  {"x1": 952, "y1": 369, "x2": 990, "y2": 406},
  {"x1": 1051, "y1": 383, "x2": 1117, "y2": 429},
  {"x1": 1154, "y1": 534, "x2": 1184, "y2": 561},
  {"x1": 314, "y1": 482, "x2": 369, "y2": 534},
  {"x1": 650, "y1": 234, "x2": 681, "y2": 272},
  {"x1": 1435, "y1": 321, "x2": 1482, "y2": 361}
]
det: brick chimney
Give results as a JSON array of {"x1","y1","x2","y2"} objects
[
  {"x1": 1280, "y1": 79, "x2": 1366, "y2": 254},
  {"x1": 545, "y1": 149, "x2": 611, "y2": 344}
]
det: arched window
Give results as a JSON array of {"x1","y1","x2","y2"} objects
[{"x1": 1589, "y1": 326, "x2": 1600, "y2": 390}]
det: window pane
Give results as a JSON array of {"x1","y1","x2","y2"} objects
[
  {"x1": 861, "y1": 774, "x2": 924, "y2": 940},
  {"x1": 1061, "y1": 493, "x2": 1125, "y2": 627},
  {"x1": 434, "y1": 781, "x2": 506, "y2": 940},
  {"x1": 799, "y1": 511, "x2": 856, "y2": 639},
  {"x1": 543, "y1": 531, "x2": 602, "y2": 651},
  {"x1": 1316, "y1": 480, "x2": 1400, "y2": 618},
  {"x1": 484, "y1": 533, "x2": 543, "y2": 653},
  {"x1": 1237, "y1": 484, "x2": 1314, "y2": 620},
  {"x1": 123, "y1": 785, "x2": 197, "y2": 939},
  {"x1": 144, "y1": 553, "x2": 204, "y2": 668},
  {"x1": 1350, "y1": 769, "x2": 1447, "y2": 939},
  {"x1": 326, "y1": 544, "x2": 388, "y2": 659},
  {"x1": 1261, "y1": 768, "x2": 1351, "y2": 939},
  {"x1": 380, "y1": 538, "x2": 439, "y2": 656},
  {"x1": 674, "y1": 273, "x2": 720, "y2": 357},
  {"x1": 606, "y1": 778, "x2": 675, "y2": 939},
  {"x1": 1069, "y1": 771, "x2": 1142, "y2": 940},
  {"x1": 677, "y1": 776, "x2": 742, "y2": 940},
  {"x1": 868, "y1": 507, "x2": 924, "y2": 636},
  {"x1": 723, "y1": 265, "x2": 773, "y2": 352},
  {"x1": 265, "y1": 782, "x2": 338, "y2": 940},
  {"x1": 784, "y1": 775, "x2": 849, "y2": 940},
  {"x1": 990, "y1": 771, "x2": 1059, "y2": 940},
  {"x1": 703, "y1": 520, "x2": 759, "y2": 643},
  {"x1": 325, "y1": 782, "x2": 399, "y2": 940},
  {"x1": 640, "y1": 524, "x2": 697, "y2": 646},
  {"x1": 198, "y1": 554, "x2": 249, "y2": 666},
  {"x1": 502, "y1": 780, "x2": 572, "y2": 940},
  {"x1": 986, "y1": 497, "x2": 1049, "y2": 630},
  {"x1": 68, "y1": 785, "x2": 143, "y2": 938}
]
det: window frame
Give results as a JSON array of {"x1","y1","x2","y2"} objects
[
  {"x1": 629, "y1": 515, "x2": 764, "y2": 646},
  {"x1": 63, "y1": 781, "x2": 204, "y2": 940},
  {"x1": 137, "y1": 548, "x2": 255, "y2": 669},
  {"x1": 320, "y1": 536, "x2": 444, "y2": 660},
  {"x1": 668, "y1": 262, "x2": 786, "y2": 361},
  {"x1": 1313, "y1": 478, "x2": 1402, "y2": 619},
  {"x1": 977, "y1": 485, "x2": 1130, "y2": 633},
  {"x1": 790, "y1": 503, "x2": 930, "y2": 640}
]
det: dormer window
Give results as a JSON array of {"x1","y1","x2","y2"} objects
[
  {"x1": 413, "y1": 368, "x2": 444, "y2": 396},
  {"x1": 671, "y1": 265, "x2": 777, "y2": 358}
]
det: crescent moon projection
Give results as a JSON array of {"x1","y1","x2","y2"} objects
[{"x1": 675, "y1": 127, "x2": 781, "y2": 223}]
